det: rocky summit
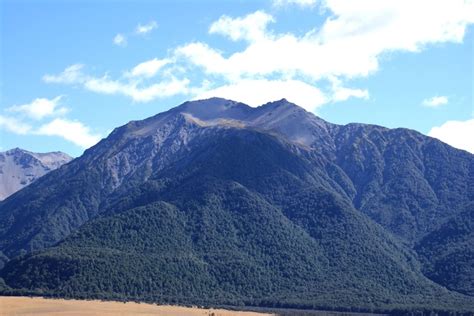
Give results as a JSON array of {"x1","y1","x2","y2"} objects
[{"x1": 0, "y1": 148, "x2": 72, "y2": 200}]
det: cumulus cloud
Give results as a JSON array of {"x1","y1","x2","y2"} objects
[
  {"x1": 1, "y1": 96, "x2": 101, "y2": 149},
  {"x1": 195, "y1": 79, "x2": 327, "y2": 111},
  {"x1": 136, "y1": 21, "x2": 158, "y2": 35},
  {"x1": 43, "y1": 64, "x2": 189, "y2": 102},
  {"x1": 273, "y1": 0, "x2": 317, "y2": 8},
  {"x1": 113, "y1": 33, "x2": 127, "y2": 46},
  {"x1": 422, "y1": 95, "x2": 449, "y2": 107},
  {"x1": 0, "y1": 115, "x2": 32, "y2": 135},
  {"x1": 428, "y1": 119, "x2": 474, "y2": 153},
  {"x1": 45, "y1": 2, "x2": 473, "y2": 111},
  {"x1": 209, "y1": 11, "x2": 274, "y2": 42},
  {"x1": 179, "y1": 2, "x2": 474, "y2": 81},
  {"x1": 329, "y1": 77, "x2": 369, "y2": 102},
  {"x1": 176, "y1": 2, "x2": 472, "y2": 109},
  {"x1": 36, "y1": 118, "x2": 102, "y2": 149},
  {"x1": 84, "y1": 75, "x2": 190, "y2": 102},
  {"x1": 7, "y1": 96, "x2": 68, "y2": 120},
  {"x1": 126, "y1": 58, "x2": 171, "y2": 78}
]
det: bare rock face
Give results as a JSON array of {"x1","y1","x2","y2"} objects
[{"x1": 0, "y1": 148, "x2": 72, "y2": 200}]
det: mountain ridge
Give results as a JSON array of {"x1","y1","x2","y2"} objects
[{"x1": 0, "y1": 98, "x2": 472, "y2": 312}]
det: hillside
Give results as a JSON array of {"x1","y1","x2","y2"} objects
[{"x1": 0, "y1": 98, "x2": 472, "y2": 312}]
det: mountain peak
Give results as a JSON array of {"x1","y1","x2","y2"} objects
[
  {"x1": 108, "y1": 98, "x2": 331, "y2": 150},
  {"x1": 180, "y1": 97, "x2": 241, "y2": 111},
  {"x1": 3, "y1": 147, "x2": 72, "y2": 160},
  {"x1": 259, "y1": 98, "x2": 300, "y2": 110},
  {"x1": 178, "y1": 97, "x2": 308, "y2": 123},
  {"x1": 0, "y1": 148, "x2": 72, "y2": 200},
  {"x1": 177, "y1": 97, "x2": 253, "y2": 121},
  {"x1": 5, "y1": 147, "x2": 28, "y2": 155}
]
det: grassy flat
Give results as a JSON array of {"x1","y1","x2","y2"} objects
[{"x1": 0, "y1": 296, "x2": 272, "y2": 316}]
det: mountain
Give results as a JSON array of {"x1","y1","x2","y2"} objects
[
  {"x1": 0, "y1": 98, "x2": 473, "y2": 313},
  {"x1": 0, "y1": 148, "x2": 72, "y2": 200}
]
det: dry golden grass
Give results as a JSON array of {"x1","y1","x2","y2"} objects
[{"x1": 0, "y1": 296, "x2": 273, "y2": 316}]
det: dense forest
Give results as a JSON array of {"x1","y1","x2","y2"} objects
[{"x1": 0, "y1": 98, "x2": 473, "y2": 314}]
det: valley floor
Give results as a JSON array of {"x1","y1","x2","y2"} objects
[{"x1": 0, "y1": 296, "x2": 272, "y2": 316}]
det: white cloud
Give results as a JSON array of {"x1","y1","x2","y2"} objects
[
  {"x1": 113, "y1": 33, "x2": 127, "y2": 46},
  {"x1": 43, "y1": 64, "x2": 85, "y2": 84},
  {"x1": 43, "y1": 64, "x2": 189, "y2": 102},
  {"x1": 273, "y1": 0, "x2": 317, "y2": 8},
  {"x1": 126, "y1": 58, "x2": 171, "y2": 78},
  {"x1": 209, "y1": 11, "x2": 274, "y2": 42},
  {"x1": 84, "y1": 75, "x2": 190, "y2": 102},
  {"x1": 1, "y1": 96, "x2": 100, "y2": 149},
  {"x1": 44, "y1": 2, "x2": 473, "y2": 111},
  {"x1": 112, "y1": 21, "x2": 157, "y2": 48},
  {"x1": 136, "y1": 21, "x2": 158, "y2": 35},
  {"x1": 175, "y1": 42, "x2": 231, "y2": 77},
  {"x1": 329, "y1": 77, "x2": 369, "y2": 102},
  {"x1": 319, "y1": 0, "x2": 473, "y2": 50},
  {"x1": 36, "y1": 118, "x2": 101, "y2": 149},
  {"x1": 0, "y1": 115, "x2": 32, "y2": 135},
  {"x1": 173, "y1": 3, "x2": 473, "y2": 110},
  {"x1": 428, "y1": 119, "x2": 474, "y2": 153},
  {"x1": 422, "y1": 95, "x2": 449, "y2": 107},
  {"x1": 195, "y1": 79, "x2": 327, "y2": 111},
  {"x1": 7, "y1": 96, "x2": 68, "y2": 120},
  {"x1": 179, "y1": 2, "x2": 474, "y2": 81}
]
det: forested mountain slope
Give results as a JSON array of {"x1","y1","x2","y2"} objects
[{"x1": 0, "y1": 98, "x2": 472, "y2": 312}]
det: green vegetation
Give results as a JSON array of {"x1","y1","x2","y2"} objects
[
  {"x1": 1, "y1": 130, "x2": 473, "y2": 312},
  {"x1": 0, "y1": 100, "x2": 473, "y2": 313},
  {"x1": 415, "y1": 203, "x2": 474, "y2": 296}
]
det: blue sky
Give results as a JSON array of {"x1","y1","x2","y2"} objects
[{"x1": 1, "y1": 0, "x2": 473, "y2": 157}]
